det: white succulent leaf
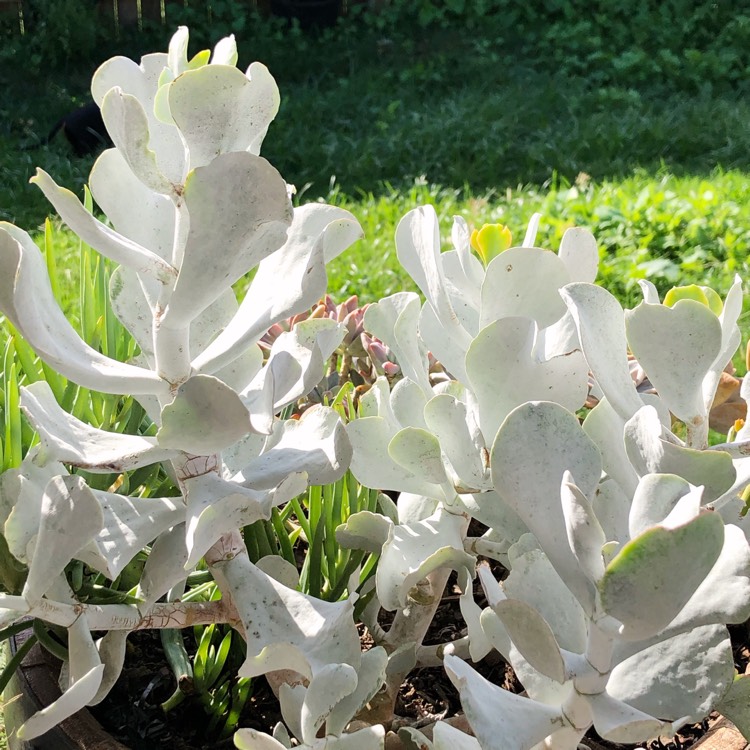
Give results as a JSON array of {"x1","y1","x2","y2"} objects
[
  {"x1": 457, "y1": 489, "x2": 528, "y2": 547},
  {"x1": 193, "y1": 204, "x2": 362, "y2": 376},
  {"x1": 234, "y1": 725, "x2": 385, "y2": 750},
  {"x1": 440, "y1": 249, "x2": 482, "y2": 334},
  {"x1": 108, "y1": 266, "x2": 159, "y2": 359},
  {"x1": 347, "y1": 416, "x2": 447, "y2": 499},
  {"x1": 163, "y1": 152, "x2": 292, "y2": 324},
  {"x1": 234, "y1": 728, "x2": 290, "y2": 750},
  {"x1": 535, "y1": 309, "x2": 581, "y2": 360},
  {"x1": 430, "y1": 721, "x2": 482, "y2": 750},
  {"x1": 557, "y1": 227, "x2": 598, "y2": 283},
  {"x1": 423, "y1": 393, "x2": 491, "y2": 492},
  {"x1": 451, "y1": 215, "x2": 484, "y2": 289},
  {"x1": 0, "y1": 228, "x2": 168, "y2": 397},
  {"x1": 390, "y1": 378, "x2": 429, "y2": 430},
  {"x1": 625, "y1": 298, "x2": 722, "y2": 426},
  {"x1": 234, "y1": 406, "x2": 351, "y2": 490},
  {"x1": 444, "y1": 654, "x2": 567, "y2": 750},
  {"x1": 335, "y1": 509, "x2": 389, "y2": 557},
  {"x1": 623, "y1": 405, "x2": 736, "y2": 500},
  {"x1": 388, "y1": 427, "x2": 451, "y2": 487},
  {"x1": 184, "y1": 471, "x2": 306, "y2": 568},
  {"x1": 256, "y1": 555, "x2": 300, "y2": 589},
  {"x1": 100, "y1": 88, "x2": 178, "y2": 196},
  {"x1": 587, "y1": 692, "x2": 670, "y2": 744},
  {"x1": 168, "y1": 63, "x2": 280, "y2": 169},
  {"x1": 419, "y1": 297, "x2": 471, "y2": 383},
  {"x1": 583, "y1": 397, "x2": 639, "y2": 498},
  {"x1": 397, "y1": 492, "x2": 440, "y2": 523},
  {"x1": 598, "y1": 509, "x2": 725, "y2": 640},
  {"x1": 212, "y1": 34, "x2": 238, "y2": 66},
  {"x1": 628, "y1": 474, "x2": 695, "y2": 538},
  {"x1": 216, "y1": 552, "x2": 361, "y2": 679},
  {"x1": 561, "y1": 283, "x2": 642, "y2": 420},
  {"x1": 608, "y1": 624, "x2": 734, "y2": 724},
  {"x1": 457, "y1": 567, "x2": 493, "y2": 662},
  {"x1": 396, "y1": 205, "x2": 473, "y2": 352},
  {"x1": 167, "y1": 25, "x2": 190, "y2": 73},
  {"x1": 137, "y1": 523, "x2": 189, "y2": 608},
  {"x1": 560, "y1": 471, "x2": 606, "y2": 583},
  {"x1": 466, "y1": 317, "x2": 588, "y2": 448},
  {"x1": 157, "y1": 374, "x2": 255, "y2": 454},
  {"x1": 491, "y1": 401, "x2": 602, "y2": 615},
  {"x1": 91, "y1": 630, "x2": 129, "y2": 705},
  {"x1": 480, "y1": 247, "x2": 570, "y2": 330},
  {"x1": 22, "y1": 476, "x2": 103, "y2": 604},
  {"x1": 590, "y1": 478, "x2": 631, "y2": 548},
  {"x1": 363, "y1": 293, "x2": 432, "y2": 395},
  {"x1": 638, "y1": 279, "x2": 661, "y2": 304}
]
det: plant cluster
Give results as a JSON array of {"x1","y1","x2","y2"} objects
[{"x1": 2, "y1": 27, "x2": 750, "y2": 750}]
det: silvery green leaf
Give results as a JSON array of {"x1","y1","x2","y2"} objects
[
  {"x1": 583, "y1": 397, "x2": 639, "y2": 498},
  {"x1": 716, "y1": 675, "x2": 750, "y2": 741},
  {"x1": 137, "y1": 523, "x2": 189, "y2": 608},
  {"x1": 91, "y1": 630, "x2": 128, "y2": 705},
  {"x1": 588, "y1": 692, "x2": 668, "y2": 743},
  {"x1": 92, "y1": 51, "x2": 186, "y2": 183},
  {"x1": 211, "y1": 34, "x2": 238, "y2": 66},
  {"x1": 390, "y1": 378, "x2": 428, "y2": 430},
  {"x1": 235, "y1": 406, "x2": 351, "y2": 490},
  {"x1": 432, "y1": 721, "x2": 482, "y2": 750},
  {"x1": 364, "y1": 293, "x2": 432, "y2": 395},
  {"x1": 157, "y1": 374, "x2": 253, "y2": 454},
  {"x1": 424, "y1": 394, "x2": 491, "y2": 491},
  {"x1": 625, "y1": 299, "x2": 722, "y2": 425},
  {"x1": 504, "y1": 535, "x2": 587, "y2": 653},
  {"x1": 256, "y1": 555, "x2": 300, "y2": 589},
  {"x1": 108, "y1": 266, "x2": 158, "y2": 359},
  {"x1": 599, "y1": 510, "x2": 725, "y2": 640},
  {"x1": 234, "y1": 729, "x2": 289, "y2": 750},
  {"x1": 493, "y1": 598, "x2": 566, "y2": 683},
  {"x1": 84, "y1": 492, "x2": 183, "y2": 579},
  {"x1": 444, "y1": 655, "x2": 566, "y2": 750},
  {"x1": 609, "y1": 624, "x2": 734, "y2": 722},
  {"x1": 457, "y1": 568, "x2": 492, "y2": 662},
  {"x1": 219, "y1": 553, "x2": 361, "y2": 679},
  {"x1": 591, "y1": 478, "x2": 632, "y2": 548},
  {"x1": 100, "y1": 88, "x2": 178, "y2": 196},
  {"x1": 629, "y1": 474, "x2": 694, "y2": 538},
  {"x1": 167, "y1": 25, "x2": 189, "y2": 73},
  {"x1": 357, "y1": 377, "x2": 397, "y2": 423},
  {"x1": 560, "y1": 471, "x2": 606, "y2": 583},
  {"x1": 396, "y1": 205, "x2": 472, "y2": 351},
  {"x1": 164, "y1": 152, "x2": 292, "y2": 323},
  {"x1": 480, "y1": 247, "x2": 569, "y2": 329},
  {"x1": 375, "y1": 506, "x2": 473, "y2": 611},
  {"x1": 327, "y1": 647, "x2": 388, "y2": 736},
  {"x1": 0, "y1": 228, "x2": 168, "y2": 396},
  {"x1": 17, "y1": 665, "x2": 105, "y2": 740},
  {"x1": 440, "y1": 249, "x2": 482, "y2": 334},
  {"x1": 388, "y1": 427, "x2": 449, "y2": 486},
  {"x1": 638, "y1": 279, "x2": 660, "y2": 304},
  {"x1": 184, "y1": 471, "x2": 305, "y2": 568},
  {"x1": 561, "y1": 283, "x2": 643, "y2": 420},
  {"x1": 397, "y1": 492, "x2": 440, "y2": 523},
  {"x1": 458, "y1": 489, "x2": 528, "y2": 546},
  {"x1": 624, "y1": 405, "x2": 736, "y2": 501},
  {"x1": 21, "y1": 381, "x2": 177, "y2": 471},
  {"x1": 347, "y1": 417, "x2": 445, "y2": 499},
  {"x1": 466, "y1": 317, "x2": 588, "y2": 446},
  {"x1": 451, "y1": 215, "x2": 484, "y2": 289},
  {"x1": 419, "y1": 297, "x2": 470, "y2": 383},
  {"x1": 169, "y1": 63, "x2": 279, "y2": 168},
  {"x1": 558, "y1": 227, "x2": 598, "y2": 283},
  {"x1": 23, "y1": 476, "x2": 103, "y2": 605},
  {"x1": 491, "y1": 402, "x2": 601, "y2": 615},
  {"x1": 193, "y1": 204, "x2": 361, "y2": 376}
]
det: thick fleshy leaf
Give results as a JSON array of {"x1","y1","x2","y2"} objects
[
  {"x1": 561, "y1": 283, "x2": 642, "y2": 420},
  {"x1": 493, "y1": 599, "x2": 565, "y2": 683},
  {"x1": 599, "y1": 511, "x2": 725, "y2": 639},
  {"x1": 31, "y1": 170, "x2": 176, "y2": 280},
  {"x1": 424, "y1": 394, "x2": 491, "y2": 492},
  {"x1": 609, "y1": 624, "x2": 734, "y2": 722},
  {"x1": 628, "y1": 474, "x2": 693, "y2": 538},
  {"x1": 388, "y1": 427, "x2": 449, "y2": 487},
  {"x1": 298, "y1": 664, "x2": 358, "y2": 744},
  {"x1": 90, "y1": 148, "x2": 176, "y2": 261},
  {"x1": 390, "y1": 378, "x2": 429, "y2": 431},
  {"x1": 234, "y1": 729, "x2": 288, "y2": 750},
  {"x1": 137, "y1": 523, "x2": 189, "y2": 608},
  {"x1": 347, "y1": 417, "x2": 445, "y2": 499},
  {"x1": 560, "y1": 471, "x2": 606, "y2": 583},
  {"x1": 625, "y1": 299, "x2": 722, "y2": 425},
  {"x1": 558, "y1": 227, "x2": 598, "y2": 283},
  {"x1": 163, "y1": 152, "x2": 292, "y2": 323},
  {"x1": 480, "y1": 247, "x2": 569, "y2": 329},
  {"x1": 169, "y1": 63, "x2": 279, "y2": 168},
  {"x1": 100, "y1": 88, "x2": 177, "y2": 196},
  {"x1": 193, "y1": 204, "x2": 362, "y2": 376},
  {"x1": 716, "y1": 675, "x2": 750, "y2": 741},
  {"x1": 22, "y1": 381, "x2": 177, "y2": 471},
  {"x1": 419, "y1": 297, "x2": 470, "y2": 383},
  {"x1": 157, "y1": 374, "x2": 252, "y2": 454},
  {"x1": 0, "y1": 228, "x2": 168, "y2": 396},
  {"x1": 374, "y1": 506, "x2": 473, "y2": 611},
  {"x1": 591, "y1": 478, "x2": 632, "y2": 549},
  {"x1": 216, "y1": 552, "x2": 360, "y2": 679},
  {"x1": 91, "y1": 630, "x2": 129, "y2": 705},
  {"x1": 235, "y1": 406, "x2": 351, "y2": 490},
  {"x1": 364, "y1": 293, "x2": 432, "y2": 395},
  {"x1": 336, "y1": 511, "x2": 392, "y2": 554},
  {"x1": 430, "y1": 722, "x2": 482, "y2": 750},
  {"x1": 444, "y1": 655, "x2": 565, "y2": 750},
  {"x1": 588, "y1": 692, "x2": 668, "y2": 743},
  {"x1": 466, "y1": 317, "x2": 588, "y2": 444},
  {"x1": 22, "y1": 476, "x2": 103, "y2": 604},
  {"x1": 440, "y1": 249, "x2": 482, "y2": 335},
  {"x1": 624, "y1": 405, "x2": 736, "y2": 501},
  {"x1": 491, "y1": 402, "x2": 602, "y2": 614}
]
